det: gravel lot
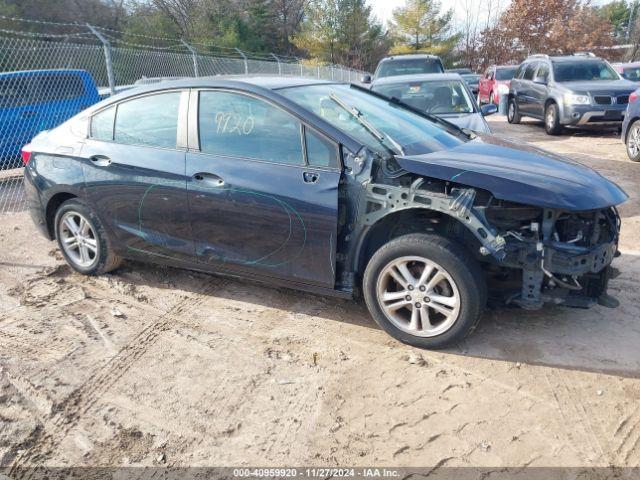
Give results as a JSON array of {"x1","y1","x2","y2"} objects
[{"x1": 0, "y1": 116, "x2": 639, "y2": 472}]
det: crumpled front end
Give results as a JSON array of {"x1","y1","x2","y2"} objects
[{"x1": 483, "y1": 202, "x2": 621, "y2": 309}]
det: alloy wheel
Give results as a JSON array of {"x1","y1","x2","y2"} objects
[
  {"x1": 546, "y1": 107, "x2": 556, "y2": 129},
  {"x1": 376, "y1": 256, "x2": 461, "y2": 337},
  {"x1": 59, "y1": 211, "x2": 99, "y2": 268},
  {"x1": 628, "y1": 126, "x2": 640, "y2": 157}
]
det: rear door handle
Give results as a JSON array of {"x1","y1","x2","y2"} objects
[
  {"x1": 303, "y1": 171, "x2": 319, "y2": 184},
  {"x1": 21, "y1": 111, "x2": 37, "y2": 119},
  {"x1": 89, "y1": 155, "x2": 111, "y2": 167},
  {"x1": 193, "y1": 172, "x2": 225, "y2": 187}
]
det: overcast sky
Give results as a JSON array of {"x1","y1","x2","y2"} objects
[{"x1": 369, "y1": 0, "x2": 615, "y2": 28}]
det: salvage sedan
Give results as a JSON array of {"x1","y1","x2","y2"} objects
[{"x1": 22, "y1": 77, "x2": 627, "y2": 349}]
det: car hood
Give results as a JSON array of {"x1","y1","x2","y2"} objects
[
  {"x1": 396, "y1": 135, "x2": 628, "y2": 211},
  {"x1": 438, "y1": 113, "x2": 491, "y2": 134},
  {"x1": 557, "y1": 79, "x2": 637, "y2": 94}
]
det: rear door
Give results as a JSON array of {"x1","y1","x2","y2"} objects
[
  {"x1": 185, "y1": 89, "x2": 341, "y2": 288},
  {"x1": 529, "y1": 62, "x2": 550, "y2": 117},
  {"x1": 82, "y1": 89, "x2": 193, "y2": 260},
  {"x1": 517, "y1": 62, "x2": 538, "y2": 115}
]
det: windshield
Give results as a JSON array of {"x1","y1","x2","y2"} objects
[
  {"x1": 621, "y1": 67, "x2": 640, "y2": 81},
  {"x1": 377, "y1": 58, "x2": 443, "y2": 79},
  {"x1": 553, "y1": 60, "x2": 619, "y2": 82},
  {"x1": 373, "y1": 80, "x2": 475, "y2": 115},
  {"x1": 495, "y1": 67, "x2": 517, "y2": 81},
  {"x1": 461, "y1": 74, "x2": 480, "y2": 83},
  {"x1": 449, "y1": 68, "x2": 472, "y2": 74},
  {"x1": 279, "y1": 84, "x2": 466, "y2": 156}
]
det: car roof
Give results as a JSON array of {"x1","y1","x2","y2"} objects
[
  {"x1": 379, "y1": 54, "x2": 441, "y2": 62},
  {"x1": 102, "y1": 75, "x2": 339, "y2": 98},
  {"x1": 371, "y1": 73, "x2": 464, "y2": 86}
]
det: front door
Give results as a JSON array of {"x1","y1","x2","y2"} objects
[
  {"x1": 82, "y1": 90, "x2": 193, "y2": 260},
  {"x1": 186, "y1": 89, "x2": 340, "y2": 288}
]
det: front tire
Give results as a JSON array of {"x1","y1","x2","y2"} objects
[
  {"x1": 54, "y1": 198, "x2": 122, "y2": 275},
  {"x1": 507, "y1": 98, "x2": 521, "y2": 124},
  {"x1": 544, "y1": 102, "x2": 562, "y2": 135},
  {"x1": 626, "y1": 120, "x2": 640, "y2": 162},
  {"x1": 362, "y1": 234, "x2": 486, "y2": 349}
]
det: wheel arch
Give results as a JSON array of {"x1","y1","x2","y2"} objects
[
  {"x1": 352, "y1": 207, "x2": 482, "y2": 279},
  {"x1": 624, "y1": 116, "x2": 640, "y2": 142},
  {"x1": 45, "y1": 191, "x2": 79, "y2": 239}
]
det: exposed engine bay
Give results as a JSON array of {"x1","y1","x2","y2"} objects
[{"x1": 345, "y1": 150, "x2": 621, "y2": 310}]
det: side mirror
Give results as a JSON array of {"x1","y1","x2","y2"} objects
[
  {"x1": 361, "y1": 74, "x2": 372, "y2": 84},
  {"x1": 533, "y1": 76, "x2": 547, "y2": 85},
  {"x1": 481, "y1": 104, "x2": 498, "y2": 116}
]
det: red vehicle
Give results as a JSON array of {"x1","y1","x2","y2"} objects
[{"x1": 478, "y1": 65, "x2": 518, "y2": 105}]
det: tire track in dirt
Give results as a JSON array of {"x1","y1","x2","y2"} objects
[
  {"x1": 8, "y1": 279, "x2": 222, "y2": 477},
  {"x1": 542, "y1": 370, "x2": 605, "y2": 463},
  {"x1": 613, "y1": 407, "x2": 640, "y2": 466}
]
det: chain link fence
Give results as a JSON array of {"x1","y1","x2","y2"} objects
[{"x1": 0, "y1": 20, "x2": 367, "y2": 214}]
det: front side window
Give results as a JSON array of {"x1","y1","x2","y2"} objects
[
  {"x1": 373, "y1": 80, "x2": 474, "y2": 114},
  {"x1": 114, "y1": 92, "x2": 181, "y2": 148},
  {"x1": 91, "y1": 106, "x2": 115, "y2": 141},
  {"x1": 199, "y1": 91, "x2": 303, "y2": 165},
  {"x1": 377, "y1": 58, "x2": 443, "y2": 79},
  {"x1": 553, "y1": 60, "x2": 619, "y2": 82},
  {"x1": 280, "y1": 84, "x2": 466, "y2": 157},
  {"x1": 523, "y1": 63, "x2": 538, "y2": 81},
  {"x1": 537, "y1": 63, "x2": 550, "y2": 82},
  {"x1": 305, "y1": 127, "x2": 338, "y2": 168}
]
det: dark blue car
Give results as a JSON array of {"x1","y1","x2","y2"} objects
[
  {"x1": 0, "y1": 69, "x2": 100, "y2": 169},
  {"x1": 22, "y1": 77, "x2": 627, "y2": 349}
]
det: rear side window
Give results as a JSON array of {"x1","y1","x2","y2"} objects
[
  {"x1": 0, "y1": 76, "x2": 38, "y2": 108},
  {"x1": 36, "y1": 74, "x2": 86, "y2": 102},
  {"x1": 0, "y1": 73, "x2": 86, "y2": 108},
  {"x1": 91, "y1": 106, "x2": 115, "y2": 141},
  {"x1": 305, "y1": 127, "x2": 338, "y2": 168},
  {"x1": 114, "y1": 92, "x2": 181, "y2": 148},
  {"x1": 199, "y1": 90, "x2": 303, "y2": 166}
]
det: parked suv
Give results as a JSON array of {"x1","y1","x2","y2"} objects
[
  {"x1": 478, "y1": 65, "x2": 518, "y2": 105},
  {"x1": 0, "y1": 69, "x2": 100, "y2": 168},
  {"x1": 508, "y1": 53, "x2": 637, "y2": 135},
  {"x1": 362, "y1": 54, "x2": 444, "y2": 85}
]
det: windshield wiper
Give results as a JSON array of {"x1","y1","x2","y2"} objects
[{"x1": 329, "y1": 93, "x2": 406, "y2": 156}]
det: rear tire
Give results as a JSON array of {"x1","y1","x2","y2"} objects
[
  {"x1": 54, "y1": 198, "x2": 122, "y2": 275},
  {"x1": 507, "y1": 98, "x2": 521, "y2": 124},
  {"x1": 544, "y1": 102, "x2": 562, "y2": 135},
  {"x1": 362, "y1": 234, "x2": 486, "y2": 349},
  {"x1": 626, "y1": 119, "x2": 640, "y2": 162}
]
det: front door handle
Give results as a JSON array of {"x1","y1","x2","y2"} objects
[
  {"x1": 89, "y1": 155, "x2": 111, "y2": 167},
  {"x1": 193, "y1": 172, "x2": 225, "y2": 187},
  {"x1": 303, "y1": 171, "x2": 319, "y2": 184}
]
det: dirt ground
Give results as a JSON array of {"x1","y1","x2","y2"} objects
[{"x1": 1, "y1": 116, "x2": 639, "y2": 472}]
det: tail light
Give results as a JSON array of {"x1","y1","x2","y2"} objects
[
  {"x1": 630, "y1": 90, "x2": 639, "y2": 103},
  {"x1": 21, "y1": 144, "x2": 32, "y2": 165}
]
